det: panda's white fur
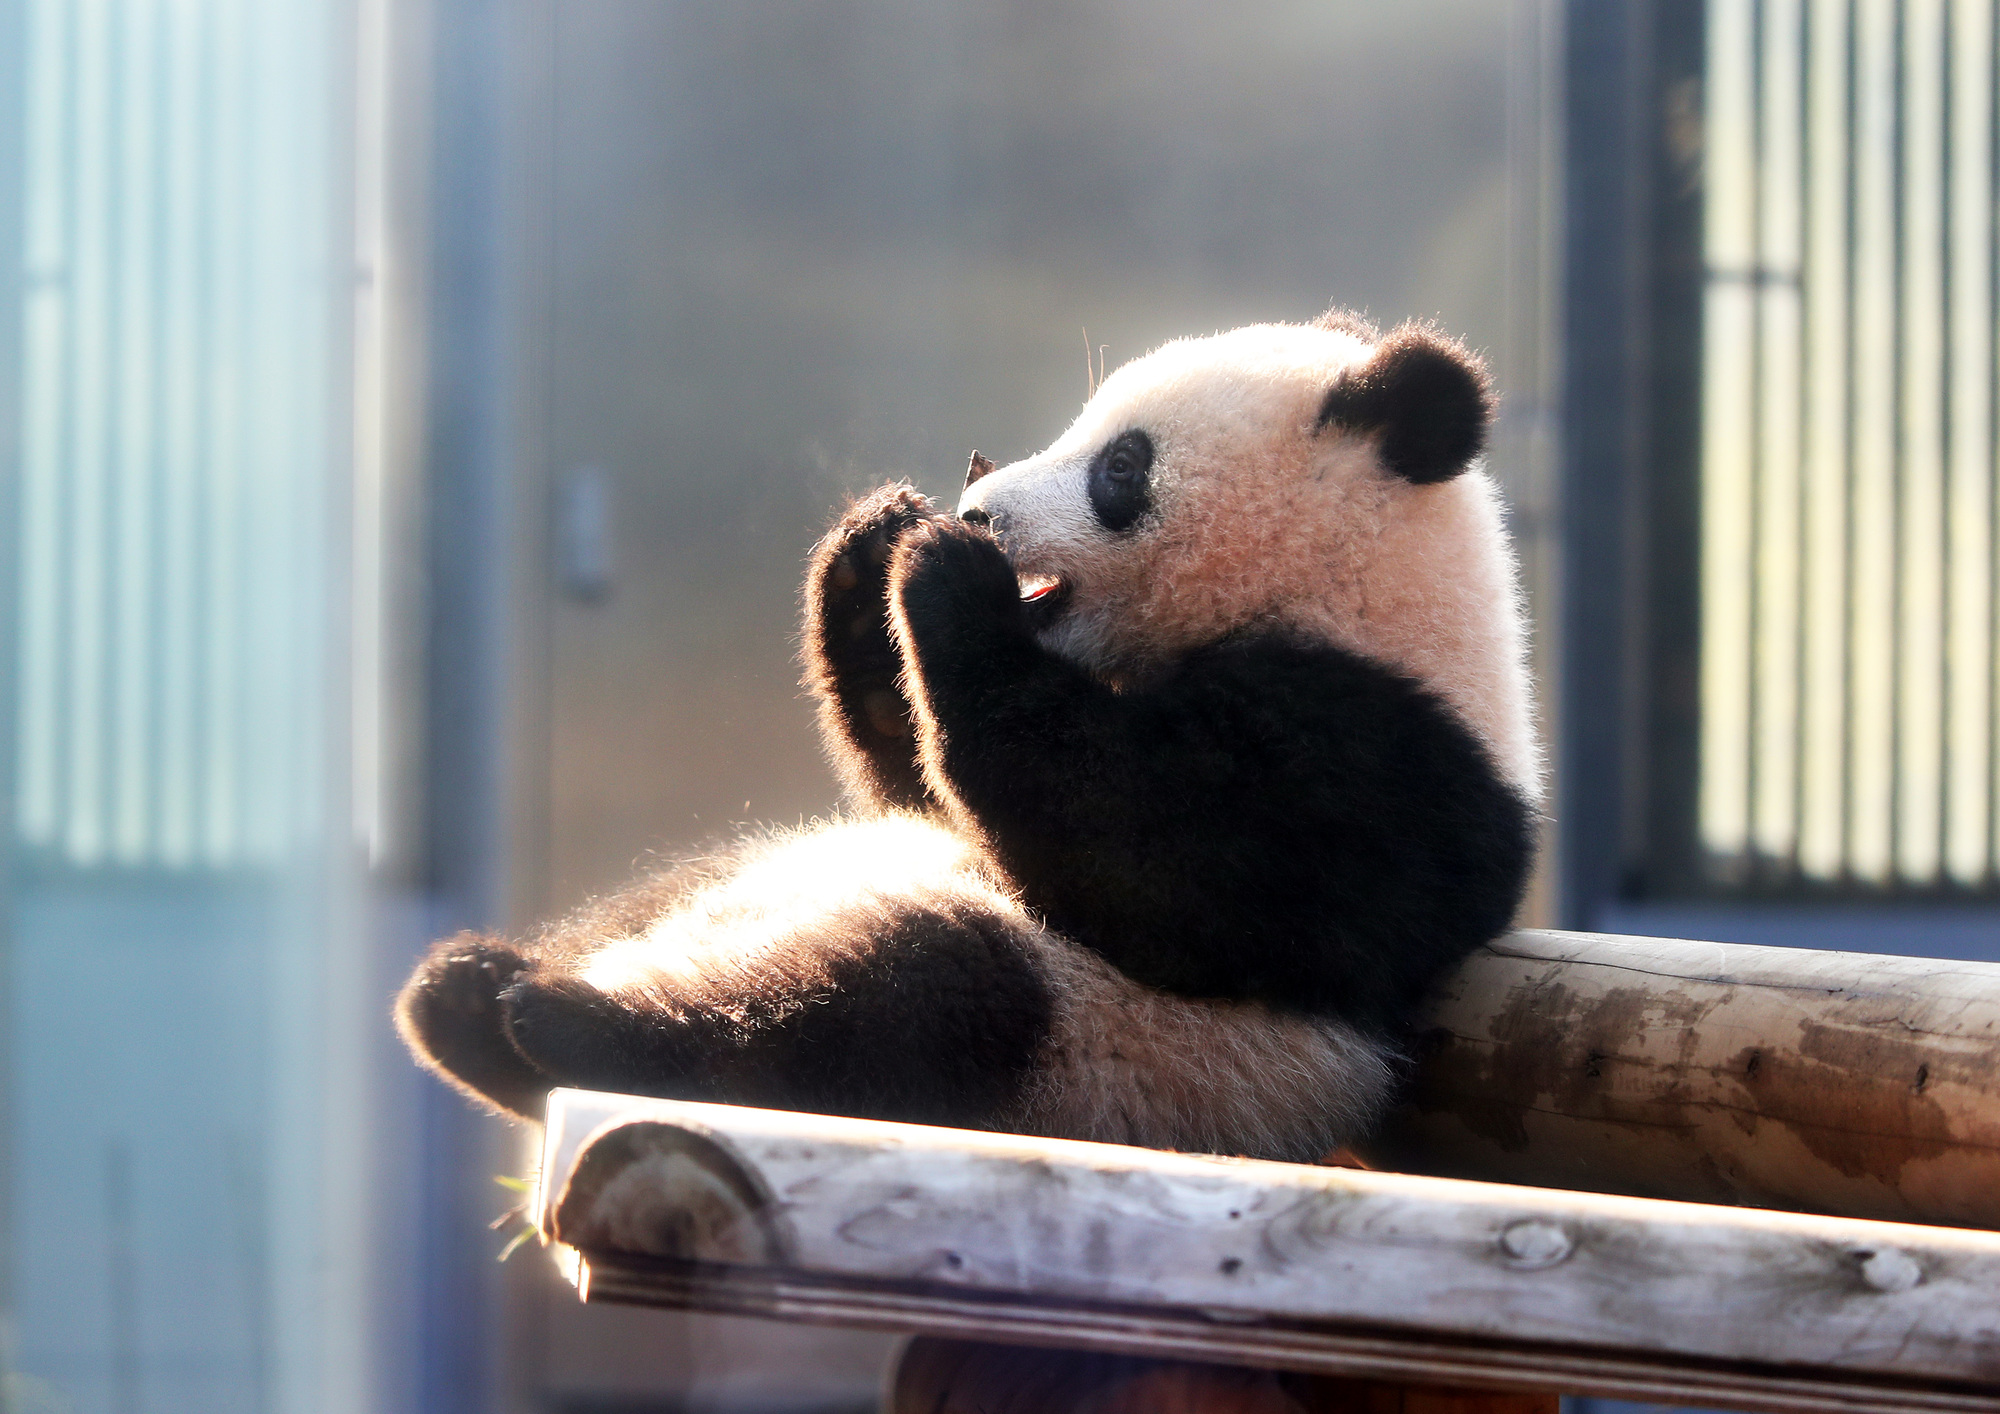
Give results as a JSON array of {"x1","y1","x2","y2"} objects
[
  {"x1": 960, "y1": 321, "x2": 1539, "y2": 798},
  {"x1": 396, "y1": 312, "x2": 1537, "y2": 1164},
  {"x1": 571, "y1": 813, "x2": 1398, "y2": 1160}
]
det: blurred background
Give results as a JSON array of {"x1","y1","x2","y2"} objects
[{"x1": 0, "y1": 0, "x2": 1993, "y2": 1410}]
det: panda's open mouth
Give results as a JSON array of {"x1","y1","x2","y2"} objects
[{"x1": 1018, "y1": 572, "x2": 1072, "y2": 631}]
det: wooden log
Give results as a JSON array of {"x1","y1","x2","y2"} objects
[
  {"x1": 536, "y1": 1091, "x2": 2000, "y2": 1414},
  {"x1": 1370, "y1": 929, "x2": 2000, "y2": 1228}
]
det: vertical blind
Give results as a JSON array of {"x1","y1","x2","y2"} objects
[
  {"x1": 16, "y1": 0, "x2": 340, "y2": 870},
  {"x1": 1702, "y1": 0, "x2": 2000, "y2": 890}
]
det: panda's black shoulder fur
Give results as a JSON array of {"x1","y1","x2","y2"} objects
[{"x1": 976, "y1": 630, "x2": 1531, "y2": 1029}]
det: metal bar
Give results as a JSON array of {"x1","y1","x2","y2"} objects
[
  {"x1": 1758, "y1": 0, "x2": 1808, "y2": 870},
  {"x1": 1704, "y1": 0, "x2": 1761, "y2": 864},
  {"x1": 1848, "y1": 0, "x2": 1900, "y2": 881},
  {"x1": 1800, "y1": 0, "x2": 1855, "y2": 878},
  {"x1": 1944, "y1": 0, "x2": 1995, "y2": 885},
  {"x1": 1898, "y1": 0, "x2": 1948, "y2": 883}
]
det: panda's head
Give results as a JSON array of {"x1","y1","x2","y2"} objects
[{"x1": 958, "y1": 310, "x2": 1539, "y2": 796}]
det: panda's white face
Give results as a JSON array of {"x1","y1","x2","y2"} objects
[
  {"x1": 956, "y1": 319, "x2": 1542, "y2": 798},
  {"x1": 958, "y1": 323, "x2": 1377, "y2": 678}
]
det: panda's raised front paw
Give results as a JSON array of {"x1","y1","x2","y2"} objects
[
  {"x1": 803, "y1": 484, "x2": 948, "y2": 809},
  {"x1": 888, "y1": 517, "x2": 1028, "y2": 651},
  {"x1": 807, "y1": 484, "x2": 944, "y2": 643}
]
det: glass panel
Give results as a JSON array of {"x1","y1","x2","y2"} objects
[
  {"x1": 1698, "y1": 0, "x2": 2000, "y2": 893},
  {"x1": 4, "y1": 1, "x2": 374, "y2": 1410}
]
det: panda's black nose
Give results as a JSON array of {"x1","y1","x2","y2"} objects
[{"x1": 960, "y1": 507, "x2": 991, "y2": 528}]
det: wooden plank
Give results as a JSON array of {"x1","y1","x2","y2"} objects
[
  {"x1": 572, "y1": 1256, "x2": 1996, "y2": 1414},
  {"x1": 1372, "y1": 930, "x2": 2000, "y2": 1228},
  {"x1": 535, "y1": 1092, "x2": 2000, "y2": 1412}
]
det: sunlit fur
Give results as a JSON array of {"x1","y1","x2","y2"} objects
[
  {"x1": 569, "y1": 813, "x2": 1393, "y2": 1161},
  {"x1": 959, "y1": 320, "x2": 1540, "y2": 798},
  {"x1": 577, "y1": 815, "x2": 983, "y2": 1000},
  {"x1": 397, "y1": 311, "x2": 1530, "y2": 1162}
]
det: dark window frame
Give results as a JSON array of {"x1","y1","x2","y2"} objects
[
  {"x1": 1561, "y1": 0, "x2": 1706, "y2": 924},
  {"x1": 1560, "y1": 0, "x2": 2000, "y2": 925}
]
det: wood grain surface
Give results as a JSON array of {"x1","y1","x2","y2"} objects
[
  {"x1": 1369, "y1": 930, "x2": 2000, "y2": 1227},
  {"x1": 536, "y1": 1091, "x2": 2000, "y2": 1411}
]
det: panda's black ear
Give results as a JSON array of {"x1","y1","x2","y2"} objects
[{"x1": 1315, "y1": 322, "x2": 1494, "y2": 484}]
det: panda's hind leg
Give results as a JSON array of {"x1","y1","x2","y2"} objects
[{"x1": 500, "y1": 887, "x2": 1057, "y2": 1130}]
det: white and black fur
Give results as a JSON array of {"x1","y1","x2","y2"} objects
[{"x1": 396, "y1": 310, "x2": 1538, "y2": 1163}]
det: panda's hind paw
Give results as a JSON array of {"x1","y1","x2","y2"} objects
[{"x1": 395, "y1": 933, "x2": 554, "y2": 1119}]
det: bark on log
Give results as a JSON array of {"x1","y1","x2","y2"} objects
[{"x1": 1370, "y1": 929, "x2": 2000, "y2": 1228}]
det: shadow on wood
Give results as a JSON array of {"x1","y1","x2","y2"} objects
[{"x1": 889, "y1": 1338, "x2": 1562, "y2": 1414}]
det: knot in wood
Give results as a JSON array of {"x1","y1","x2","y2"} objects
[
  {"x1": 1498, "y1": 1218, "x2": 1573, "y2": 1270},
  {"x1": 1854, "y1": 1246, "x2": 1922, "y2": 1294}
]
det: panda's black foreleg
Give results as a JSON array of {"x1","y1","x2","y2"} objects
[
  {"x1": 887, "y1": 518, "x2": 1533, "y2": 1029},
  {"x1": 802, "y1": 484, "x2": 952, "y2": 811}
]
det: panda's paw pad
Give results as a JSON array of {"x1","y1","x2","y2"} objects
[
  {"x1": 809, "y1": 486, "x2": 947, "y2": 657},
  {"x1": 862, "y1": 688, "x2": 913, "y2": 738},
  {"x1": 402, "y1": 934, "x2": 534, "y2": 1033},
  {"x1": 816, "y1": 485, "x2": 942, "y2": 594}
]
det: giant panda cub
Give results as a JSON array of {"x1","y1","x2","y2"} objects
[{"x1": 397, "y1": 309, "x2": 1538, "y2": 1163}]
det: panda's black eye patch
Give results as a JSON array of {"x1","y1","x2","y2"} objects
[{"x1": 1088, "y1": 429, "x2": 1154, "y2": 532}]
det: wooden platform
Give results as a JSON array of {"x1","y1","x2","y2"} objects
[
  {"x1": 535, "y1": 1091, "x2": 2000, "y2": 1414},
  {"x1": 1370, "y1": 930, "x2": 2000, "y2": 1228},
  {"x1": 527, "y1": 929, "x2": 2000, "y2": 1412}
]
